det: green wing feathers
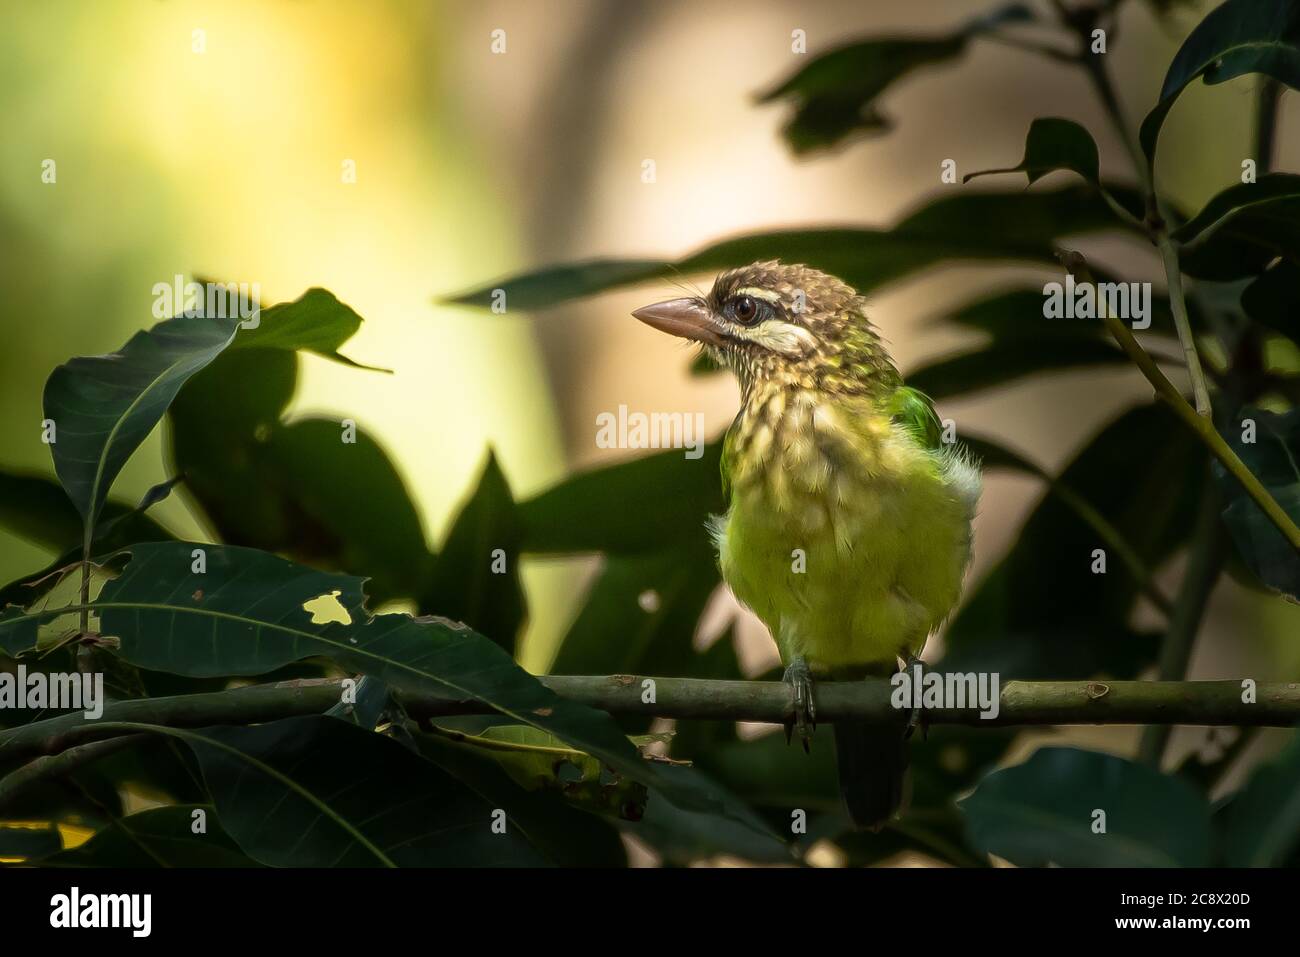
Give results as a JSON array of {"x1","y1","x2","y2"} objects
[{"x1": 889, "y1": 386, "x2": 943, "y2": 451}]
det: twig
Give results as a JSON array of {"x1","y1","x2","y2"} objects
[{"x1": 1059, "y1": 249, "x2": 1300, "y2": 551}]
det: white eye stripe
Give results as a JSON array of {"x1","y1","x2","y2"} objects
[{"x1": 734, "y1": 286, "x2": 784, "y2": 304}]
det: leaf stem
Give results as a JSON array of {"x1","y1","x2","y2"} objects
[{"x1": 1158, "y1": 235, "x2": 1213, "y2": 417}]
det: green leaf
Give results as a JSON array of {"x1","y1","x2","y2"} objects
[
  {"x1": 422, "y1": 452, "x2": 525, "y2": 653},
  {"x1": 519, "y1": 443, "x2": 724, "y2": 555},
  {"x1": 1217, "y1": 730, "x2": 1300, "y2": 866},
  {"x1": 1172, "y1": 173, "x2": 1300, "y2": 279},
  {"x1": 415, "y1": 731, "x2": 629, "y2": 866},
  {"x1": 551, "y1": 539, "x2": 720, "y2": 679},
  {"x1": 944, "y1": 403, "x2": 1205, "y2": 678},
  {"x1": 1173, "y1": 173, "x2": 1300, "y2": 245},
  {"x1": 0, "y1": 468, "x2": 171, "y2": 556},
  {"x1": 959, "y1": 747, "x2": 1213, "y2": 866},
  {"x1": 231, "y1": 286, "x2": 383, "y2": 370},
  {"x1": 962, "y1": 433, "x2": 1171, "y2": 609},
  {"x1": 1213, "y1": 405, "x2": 1300, "y2": 600},
  {"x1": 1139, "y1": 0, "x2": 1300, "y2": 170},
  {"x1": 427, "y1": 724, "x2": 648, "y2": 821},
  {"x1": 932, "y1": 283, "x2": 1184, "y2": 340},
  {"x1": 756, "y1": 3, "x2": 1033, "y2": 154},
  {"x1": 1241, "y1": 258, "x2": 1300, "y2": 340},
  {"x1": 0, "y1": 542, "x2": 714, "y2": 810},
  {"x1": 622, "y1": 764, "x2": 794, "y2": 865},
  {"x1": 169, "y1": 348, "x2": 429, "y2": 605},
  {"x1": 41, "y1": 285, "x2": 379, "y2": 550},
  {"x1": 101, "y1": 718, "x2": 546, "y2": 866},
  {"x1": 43, "y1": 313, "x2": 239, "y2": 532},
  {"x1": 41, "y1": 805, "x2": 257, "y2": 867},
  {"x1": 445, "y1": 185, "x2": 1138, "y2": 313},
  {"x1": 906, "y1": 338, "x2": 1127, "y2": 400},
  {"x1": 964, "y1": 117, "x2": 1101, "y2": 186}
]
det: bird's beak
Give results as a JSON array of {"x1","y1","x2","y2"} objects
[{"x1": 632, "y1": 297, "x2": 725, "y2": 346}]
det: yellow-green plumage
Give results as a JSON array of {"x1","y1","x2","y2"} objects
[
  {"x1": 716, "y1": 385, "x2": 976, "y2": 675},
  {"x1": 633, "y1": 260, "x2": 980, "y2": 828}
]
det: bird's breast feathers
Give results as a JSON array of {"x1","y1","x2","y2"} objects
[{"x1": 714, "y1": 388, "x2": 979, "y2": 672}]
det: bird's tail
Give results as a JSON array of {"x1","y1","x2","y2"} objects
[{"x1": 831, "y1": 665, "x2": 909, "y2": 830}]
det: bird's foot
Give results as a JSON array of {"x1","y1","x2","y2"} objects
[
  {"x1": 903, "y1": 654, "x2": 930, "y2": 741},
  {"x1": 782, "y1": 655, "x2": 817, "y2": 753}
]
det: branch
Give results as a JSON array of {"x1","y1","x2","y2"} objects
[
  {"x1": 1059, "y1": 249, "x2": 1300, "y2": 551},
  {"x1": 3, "y1": 675, "x2": 1298, "y2": 769}
]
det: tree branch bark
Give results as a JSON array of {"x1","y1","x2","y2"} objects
[{"x1": 3, "y1": 674, "x2": 1297, "y2": 768}]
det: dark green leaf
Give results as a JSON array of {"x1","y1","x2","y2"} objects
[
  {"x1": 932, "y1": 283, "x2": 1183, "y2": 340},
  {"x1": 422, "y1": 452, "x2": 525, "y2": 653},
  {"x1": 1213, "y1": 405, "x2": 1300, "y2": 600},
  {"x1": 964, "y1": 117, "x2": 1101, "y2": 186},
  {"x1": 416, "y1": 731, "x2": 629, "y2": 866},
  {"x1": 41, "y1": 805, "x2": 256, "y2": 868},
  {"x1": 169, "y1": 348, "x2": 429, "y2": 605},
  {"x1": 622, "y1": 764, "x2": 794, "y2": 865},
  {"x1": 1173, "y1": 173, "x2": 1300, "y2": 244},
  {"x1": 1217, "y1": 730, "x2": 1300, "y2": 866},
  {"x1": 944, "y1": 403, "x2": 1204, "y2": 678},
  {"x1": 906, "y1": 338, "x2": 1127, "y2": 399},
  {"x1": 1241, "y1": 258, "x2": 1300, "y2": 340},
  {"x1": 551, "y1": 539, "x2": 720, "y2": 680},
  {"x1": 43, "y1": 314, "x2": 239, "y2": 530},
  {"x1": 1140, "y1": 0, "x2": 1300, "y2": 170},
  {"x1": 757, "y1": 4, "x2": 1033, "y2": 154},
  {"x1": 446, "y1": 185, "x2": 1139, "y2": 312},
  {"x1": 109, "y1": 718, "x2": 546, "y2": 866},
  {"x1": 1173, "y1": 174, "x2": 1300, "y2": 278},
  {"x1": 960, "y1": 746, "x2": 1213, "y2": 866},
  {"x1": 0, "y1": 542, "x2": 715, "y2": 810},
  {"x1": 0, "y1": 468, "x2": 171, "y2": 557},
  {"x1": 519, "y1": 443, "x2": 724, "y2": 555}
]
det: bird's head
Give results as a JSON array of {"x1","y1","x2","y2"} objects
[{"x1": 633, "y1": 260, "x2": 898, "y2": 397}]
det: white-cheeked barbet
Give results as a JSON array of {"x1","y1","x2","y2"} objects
[{"x1": 633, "y1": 261, "x2": 980, "y2": 829}]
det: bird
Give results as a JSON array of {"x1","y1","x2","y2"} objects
[{"x1": 633, "y1": 261, "x2": 980, "y2": 829}]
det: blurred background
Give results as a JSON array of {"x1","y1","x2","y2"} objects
[{"x1": 3, "y1": 0, "x2": 1299, "y2": 860}]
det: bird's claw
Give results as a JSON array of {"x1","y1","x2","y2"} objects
[{"x1": 782, "y1": 656, "x2": 817, "y2": 752}]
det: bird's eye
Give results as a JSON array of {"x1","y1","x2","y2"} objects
[{"x1": 732, "y1": 295, "x2": 760, "y2": 325}]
